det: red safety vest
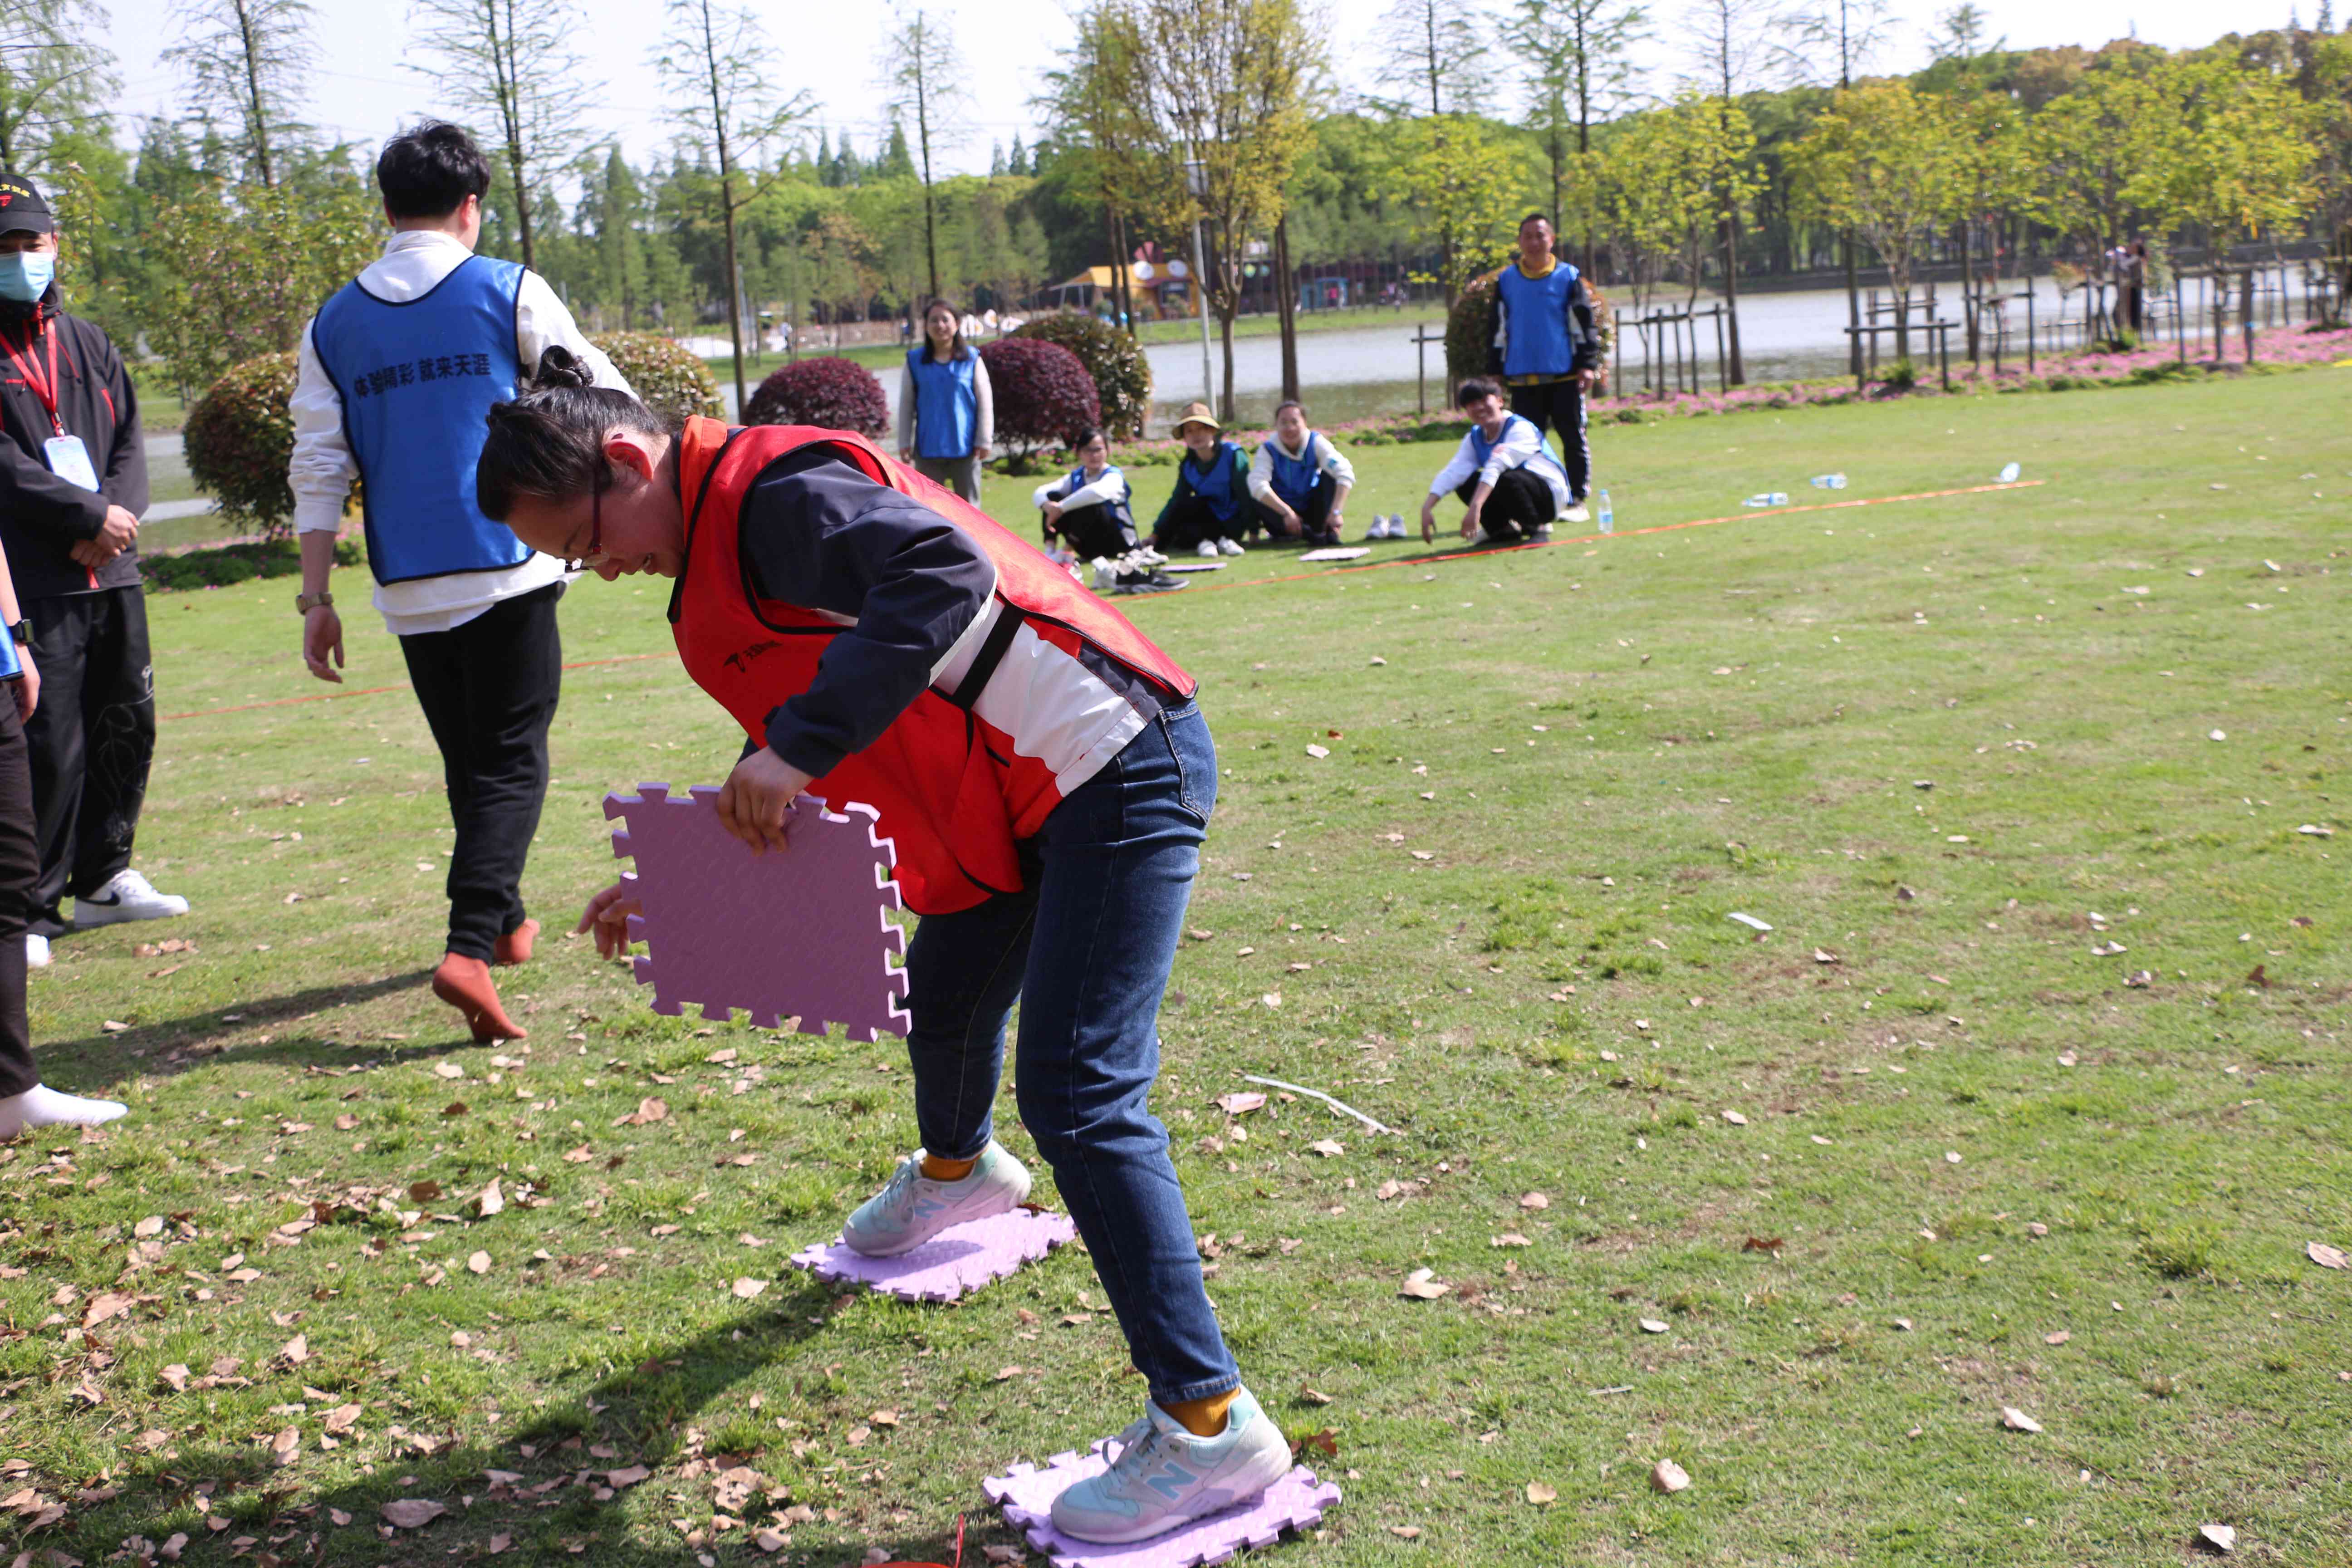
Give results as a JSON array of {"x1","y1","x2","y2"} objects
[{"x1": 671, "y1": 417, "x2": 1196, "y2": 915}]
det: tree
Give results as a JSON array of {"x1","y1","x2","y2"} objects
[
  {"x1": 1793, "y1": 78, "x2": 1956, "y2": 358},
  {"x1": 1769, "y1": 0, "x2": 1889, "y2": 373},
  {"x1": 660, "y1": 0, "x2": 813, "y2": 411},
  {"x1": 2027, "y1": 62, "x2": 2167, "y2": 293},
  {"x1": 1503, "y1": 0, "x2": 1649, "y2": 274},
  {"x1": 163, "y1": 0, "x2": 315, "y2": 188},
  {"x1": 1039, "y1": 2, "x2": 1159, "y2": 336},
  {"x1": 408, "y1": 0, "x2": 597, "y2": 273},
  {"x1": 1372, "y1": 0, "x2": 1494, "y2": 116},
  {"x1": 1940, "y1": 90, "x2": 2032, "y2": 359},
  {"x1": 1130, "y1": 0, "x2": 1324, "y2": 420},
  {"x1": 1684, "y1": 0, "x2": 1772, "y2": 382},
  {"x1": 0, "y1": 0, "x2": 118, "y2": 171},
  {"x1": 877, "y1": 8, "x2": 969, "y2": 305},
  {"x1": 1382, "y1": 109, "x2": 1519, "y2": 308},
  {"x1": 577, "y1": 144, "x2": 647, "y2": 328}
]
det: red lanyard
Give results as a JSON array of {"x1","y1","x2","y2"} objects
[{"x1": 2, "y1": 319, "x2": 62, "y2": 436}]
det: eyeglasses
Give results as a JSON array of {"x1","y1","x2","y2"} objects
[{"x1": 561, "y1": 475, "x2": 607, "y2": 573}]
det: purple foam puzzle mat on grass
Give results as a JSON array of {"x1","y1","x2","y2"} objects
[
  {"x1": 789, "y1": 1208, "x2": 1078, "y2": 1303},
  {"x1": 985, "y1": 1442, "x2": 1340, "y2": 1568},
  {"x1": 604, "y1": 784, "x2": 910, "y2": 1040}
]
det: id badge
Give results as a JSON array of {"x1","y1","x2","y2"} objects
[{"x1": 43, "y1": 434, "x2": 99, "y2": 492}]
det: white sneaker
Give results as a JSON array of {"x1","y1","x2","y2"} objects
[
  {"x1": 841, "y1": 1142, "x2": 1033, "y2": 1257},
  {"x1": 1196, "y1": 540, "x2": 1221, "y2": 559},
  {"x1": 25, "y1": 933, "x2": 50, "y2": 968},
  {"x1": 1216, "y1": 537, "x2": 1245, "y2": 557},
  {"x1": 1133, "y1": 546, "x2": 1167, "y2": 567},
  {"x1": 1364, "y1": 515, "x2": 1386, "y2": 539},
  {"x1": 75, "y1": 869, "x2": 189, "y2": 927},
  {"x1": 1049, "y1": 1387, "x2": 1294, "y2": 1544},
  {"x1": 1563, "y1": 503, "x2": 1591, "y2": 525},
  {"x1": 1533, "y1": 523, "x2": 1553, "y2": 540},
  {"x1": 1380, "y1": 514, "x2": 1401, "y2": 539}
]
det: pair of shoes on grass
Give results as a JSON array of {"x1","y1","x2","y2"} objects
[{"x1": 840, "y1": 1142, "x2": 1292, "y2": 1542}]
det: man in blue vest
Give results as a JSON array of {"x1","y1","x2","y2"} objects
[
  {"x1": 288, "y1": 122, "x2": 632, "y2": 1043},
  {"x1": 1490, "y1": 213, "x2": 1600, "y2": 524}
]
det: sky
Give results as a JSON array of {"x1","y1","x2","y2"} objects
[{"x1": 98, "y1": 0, "x2": 2301, "y2": 181}]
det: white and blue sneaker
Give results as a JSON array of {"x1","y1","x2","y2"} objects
[
  {"x1": 1049, "y1": 1387, "x2": 1294, "y2": 1544},
  {"x1": 840, "y1": 1141, "x2": 1032, "y2": 1258},
  {"x1": 75, "y1": 869, "x2": 189, "y2": 926}
]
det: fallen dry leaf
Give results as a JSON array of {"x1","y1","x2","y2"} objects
[
  {"x1": 1299, "y1": 1384, "x2": 1334, "y2": 1406},
  {"x1": 1490, "y1": 1232, "x2": 1532, "y2": 1248},
  {"x1": 606, "y1": 1465, "x2": 650, "y2": 1488},
  {"x1": 1215, "y1": 1091, "x2": 1266, "y2": 1117},
  {"x1": 1398, "y1": 1268, "x2": 1451, "y2": 1300},
  {"x1": 1519, "y1": 1191, "x2": 1549, "y2": 1211},
  {"x1": 277, "y1": 1334, "x2": 309, "y2": 1367},
  {"x1": 472, "y1": 1179, "x2": 505, "y2": 1218},
  {"x1": 2196, "y1": 1524, "x2": 2237, "y2": 1554},
  {"x1": 380, "y1": 1499, "x2": 446, "y2": 1530},
  {"x1": 2307, "y1": 1241, "x2": 2347, "y2": 1270},
  {"x1": 466, "y1": 1250, "x2": 491, "y2": 1275},
  {"x1": 268, "y1": 1427, "x2": 299, "y2": 1467},
  {"x1": 1651, "y1": 1460, "x2": 1691, "y2": 1494},
  {"x1": 1525, "y1": 1481, "x2": 1557, "y2": 1505},
  {"x1": 1638, "y1": 1317, "x2": 1669, "y2": 1334},
  {"x1": 1999, "y1": 1406, "x2": 2043, "y2": 1433},
  {"x1": 1308, "y1": 1138, "x2": 1345, "y2": 1157},
  {"x1": 731, "y1": 1277, "x2": 768, "y2": 1299},
  {"x1": 1721, "y1": 1110, "x2": 1749, "y2": 1126},
  {"x1": 617, "y1": 1097, "x2": 670, "y2": 1127},
  {"x1": 1388, "y1": 1525, "x2": 1421, "y2": 1539},
  {"x1": 2044, "y1": 1330, "x2": 2071, "y2": 1345},
  {"x1": 323, "y1": 1403, "x2": 363, "y2": 1435},
  {"x1": 1741, "y1": 1236, "x2": 1784, "y2": 1254}
]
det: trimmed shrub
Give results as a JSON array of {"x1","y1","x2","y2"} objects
[
  {"x1": 1010, "y1": 313, "x2": 1151, "y2": 438},
  {"x1": 743, "y1": 355, "x2": 888, "y2": 436},
  {"x1": 1445, "y1": 270, "x2": 1502, "y2": 393},
  {"x1": 183, "y1": 351, "x2": 307, "y2": 539},
  {"x1": 142, "y1": 535, "x2": 362, "y2": 593},
  {"x1": 588, "y1": 331, "x2": 723, "y2": 425},
  {"x1": 978, "y1": 337, "x2": 1098, "y2": 470}
]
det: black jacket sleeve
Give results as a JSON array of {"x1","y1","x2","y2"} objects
[
  {"x1": 737, "y1": 448, "x2": 997, "y2": 779},
  {"x1": 1566, "y1": 277, "x2": 1602, "y2": 374}
]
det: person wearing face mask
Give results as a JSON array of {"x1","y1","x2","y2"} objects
[
  {"x1": 0, "y1": 170, "x2": 181, "y2": 973},
  {"x1": 288, "y1": 122, "x2": 633, "y2": 1043}
]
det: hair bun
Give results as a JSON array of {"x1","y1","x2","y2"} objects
[{"x1": 534, "y1": 345, "x2": 592, "y2": 389}]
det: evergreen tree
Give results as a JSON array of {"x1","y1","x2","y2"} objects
[
  {"x1": 880, "y1": 119, "x2": 917, "y2": 179},
  {"x1": 1007, "y1": 131, "x2": 1028, "y2": 173},
  {"x1": 990, "y1": 139, "x2": 1006, "y2": 175},
  {"x1": 814, "y1": 126, "x2": 835, "y2": 186}
]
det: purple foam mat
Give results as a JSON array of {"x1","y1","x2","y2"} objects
[
  {"x1": 604, "y1": 784, "x2": 910, "y2": 1040},
  {"x1": 789, "y1": 1208, "x2": 1078, "y2": 1303},
  {"x1": 985, "y1": 1441, "x2": 1340, "y2": 1568}
]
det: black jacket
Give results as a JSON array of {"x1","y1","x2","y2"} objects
[{"x1": 0, "y1": 288, "x2": 147, "y2": 600}]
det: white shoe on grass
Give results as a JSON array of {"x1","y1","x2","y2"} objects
[
  {"x1": 1533, "y1": 523, "x2": 1553, "y2": 540},
  {"x1": 1563, "y1": 502, "x2": 1591, "y2": 525},
  {"x1": 1196, "y1": 540, "x2": 1221, "y2": 559},
  {"x1": 841, "y1": 1141, "x2": 1032, "y2": 1258},
  {"x1": 0, "y1": 1083, "x2": 127, "y2": 1142},
  {"x1": 1364, "y1": 515, "x2": 1387, "y2": 539},
  {"x1": 75, "y1": 869, "x2": 188, "y2": 926},
  {"x1": 25, "y1": 933, "x2": 50, "y2": 968},
  {"x1": 1049, "y1": 1386, "x2": 1294, "y2": 1544},
  {"x1": 1216, "y1": 537, "x2": 1245, "y2": 557}
]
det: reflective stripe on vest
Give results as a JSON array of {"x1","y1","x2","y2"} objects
[
  {"x1": 670, "y1": 419, "x2": 1196, "y2": 916},
  {"x1": 905, "y1": 348, "x2": 978, "y2": 459},
  {"x1": 311, "y1": 255, "x2": 533, "y2": 585}
]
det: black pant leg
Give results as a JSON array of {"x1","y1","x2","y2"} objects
[
  {"x1": 1509, "y1": 381, "x2": 1558, "y2": 442},
  {"x1": 1059, "y1": 503, "x2": 1137, "y2": 560},
  {"x1": 0, "y1": 700, "x2": 38, "y2": 1098},
  {"x1": 1555, "y1": 383, "x2": 1591, "y2": 503},
  {"x1": 1486, "y1": 468, "x2": 1557, "y2": 538},
  {"x1": 1154, "y1": 494, "x2": 1213, "y2": 551},
  {"x1": 68, "y1": 587, "x2": 156, "y2": 898},
  {"x1": 399, "y1": 585, "x2": 562, "y2": 961},
  {"x1": 1295, "y1": 480, "x2": 1337, "y2": 544},
  {"x1": 21, "y1": 595, "x2": 92, "y2": 937}
]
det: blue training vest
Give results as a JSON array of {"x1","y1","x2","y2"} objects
[
  {"x1": 311, "y1": 255, "x2": 532, "y2": 586},
  {"x1": 1495, "y1": 260, "x2": 1582, "y2": 379},
  {"x1": 1264, "y1": 432, "x2": 1328, "y2": 509},
  {"x1": 1470, "y1": 413, "x2": 1569, "y2": 492},
  {"x1": 1184, "y1": 441, "x2": 1245, "y2": 522},
  {"x1": 906, "y1": 347, "x2": 979, "y2": 459}
]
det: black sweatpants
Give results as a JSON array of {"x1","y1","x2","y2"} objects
[
  {"x1": 24, "y1": 586, "x2": 156, "y2": 937},
  {"x1": 1045, "y1": 501, "x2": 1139, "y2": 562},
  {"x1": 1454, "y1": 467, "x2": 1559, "y2": 543},
  {"x1": 1154, "y1": 493, "x2": 1282, "y2": 551},
  {"x1": 1507, "y1": 379, "x2": 1592, "y2": 502},
  {"x1": 0, "y1": 697, "x2": 38, "y2": 1098},
  {"x1": 1264, "y1": 479, "x2": 1338, "y2": 545},
  {"x1": 397, "y1": 582, "x2": 562, "y2": 963}
]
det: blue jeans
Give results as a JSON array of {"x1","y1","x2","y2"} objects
[{"x1": 902, "y1": 700, "x2": 1237, "y2": 1406}]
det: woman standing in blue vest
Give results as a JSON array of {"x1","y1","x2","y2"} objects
[{"x1": 896, "y1": 298, "x2": 994, "y2": 502}]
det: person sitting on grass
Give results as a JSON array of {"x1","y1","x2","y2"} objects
[
  {"x1": 1246, "y1": 400, "x2": 1354, "y2": 547},
  {"x1": 1420, "y1": 376, "x2": 1569, "y2": 547},
  {"x1": 1149, "y1": 402, "x2": 1268, "y2": 559},
  {"x1": 474, "y1": 357, "x2": 1294, "y2": 1544},
  {"x1": 1035, "y1": 429, "x2": 1181, "y2": 597}
]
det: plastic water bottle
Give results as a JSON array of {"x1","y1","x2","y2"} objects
[
  {"x1": 1743, "y1": 492, "x2": 1790, "y2": 509},
  {"x1": 1810, "y1": 473, "x2": 1847, "y2": 490},
  {"x1": 1597, "y1": 489, "x2": 1613, "y2": 534},
  {"x1": 1997, "y1": 461, "x2": 2022, "y2": 483}
]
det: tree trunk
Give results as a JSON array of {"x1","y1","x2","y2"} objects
[
  {"x1": 701, "y1": 2, "x2": 746, "y2": 412},
  {"x1": 916, "y1": 38, "x2": 939, "y2": 303},
  {"x1": 493, "y1": 0, "x2": 536, "y2": 272},
  {"x1": 1274, "y1": 212, "x2": 1299, "y2": 402},
  {"x1": 1959, "y1": 220, "x2": 1975, "y2": 364},
  {"x1": 235, "y1": 0, "x2": 275, "y2": 188},
  {"x1": 1722, "y1": 211, "x2": 1744, "y2": 385},
  {"x1": 1219, "y1": 304, "x2": 1236, "y2": 425}
]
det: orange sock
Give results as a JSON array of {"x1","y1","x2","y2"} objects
[
  {"x1": 919, "y1": 1153, "x2": 977, "y2": 1182},
  {"x1": 1163, "y1": 1389, "x2": 1238, "y2": 1438}
]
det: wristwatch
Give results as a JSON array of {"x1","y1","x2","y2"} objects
[
  {"x1": 295, "y1": 591, "x2": 334, "y2": 614},
  {"x1": 6, "y1": 621, "x2": 27, "y2": 646}
]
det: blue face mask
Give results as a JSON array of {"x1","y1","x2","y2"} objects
[{"x1": 0, "y1": 250, "x2": 55, "y2": 304}]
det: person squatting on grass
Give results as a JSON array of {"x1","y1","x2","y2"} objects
[
  {"x1": 1150, "y1": 402, "x2": 1278, "y2": 558},
  {"x1": 1422, "y1": 377, "x2": 1573, "y2": 546},
  {"x1": 897, "y1": 297, "x2": 994, "y2": 503},
  {"x1": 0, "y1": 531, "x2": 126, "y2": 1140},
  {"x1": 0, "y1": 169, "x2": 187, "y2": 968},
  {"x1": 1246, "y1": 401, "x2": 1355, "y2": 547},
  {"x1": 473, "y1": 358, "x2": 1295, "y2": 1544},
  {"x1": 1490, "y1": 213, "x2": 1599, "y2": 521},
  {"x1": 289, "y1": 122, "x2": 637, "y2": 1044},
  {"x1": 1032, "y1": 429, "x2": 1184, "y2": 597}
]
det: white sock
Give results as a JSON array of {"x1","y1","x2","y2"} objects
[{"x1": 0, "y1": 1084, "x2": 128, "y2": 1142}]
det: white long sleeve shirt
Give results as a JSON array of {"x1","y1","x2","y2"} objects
[
  {"x1": 289, "y1": 230, "x2": 634, "y2": 636},
  {"x1": 1246, "y1": 430, "x2": 1355, "y2": 501},
  {"x1": 894, "y1": 350, "x2": 995, "y2": 456},
  {"x1": 1426, "y1": 416, "x2": 1570, "y2": 511},
  {"x1": 1032, "y1": 464, "x2": 1129, "y2": 512}
]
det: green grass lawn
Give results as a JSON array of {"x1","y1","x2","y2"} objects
[{"x1": 7, "y1": 369, "x2": 2352, "y2": 1567}]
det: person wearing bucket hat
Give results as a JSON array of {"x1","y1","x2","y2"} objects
[
  {"x1": 1147, "y1": 402, "x2": 1278, "y2": 559},
  {"x1": 0, "y1": 168, "x2": 185, "y2": 968}
]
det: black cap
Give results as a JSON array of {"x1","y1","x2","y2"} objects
[{"x1": 0, "y1": 172, "x2": 54, "y2": 235}]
